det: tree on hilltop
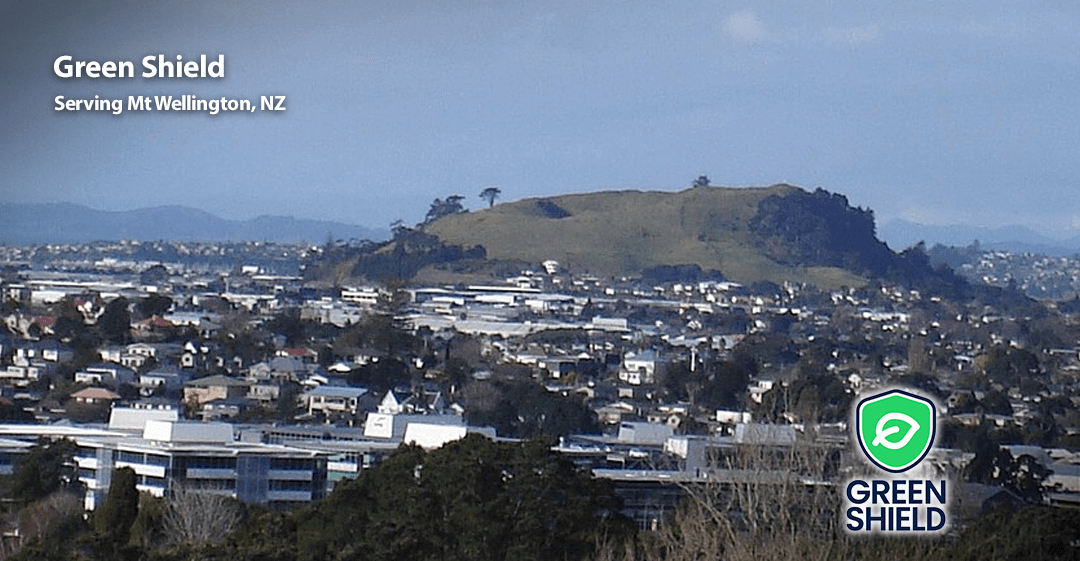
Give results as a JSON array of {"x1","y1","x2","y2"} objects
[
  {"x1": 479, "y1": 186, "x2": 501, "y2": 208},
  {"x1": 424, "y1": 195, "x2": 467, "y2": 224}
]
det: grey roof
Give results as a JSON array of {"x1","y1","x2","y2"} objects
[
  {"x1": 185, "y1": 374, "x2": 250, "y2": 388},
  {"x1": 305, "y1": 385, "x2": 368, "y2": 398}
]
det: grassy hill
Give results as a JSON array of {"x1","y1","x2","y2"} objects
[{"x1": 424, "y1": 185, "x2": 869, "y2": 287}]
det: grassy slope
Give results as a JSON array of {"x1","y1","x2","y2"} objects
[{"x1": 426, "y1": 185, "x2": 867, "y2": 287}]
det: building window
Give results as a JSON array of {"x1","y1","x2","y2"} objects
[
  {"x1": 185, "y1": 456, "x2": 237, "y2": 470},
  {"x1": 269, "y1": 479, "x2": 311, "y2": 491},
  {"x1": 270, "y1": 457, "x2": 311, "y2": 471}
]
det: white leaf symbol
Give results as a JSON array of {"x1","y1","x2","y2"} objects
[{"x1": 871, "y1": 412, "x2": 921, "y2": 450}]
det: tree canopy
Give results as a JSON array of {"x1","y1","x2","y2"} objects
[
  {"x1": 424, "y1": 195, "x2": 467, "y2": 224},
  {"x1": 478, "y1": 187, "x2": 501, "y2": 208},
  {"x1": 218, "y1": 435, "x2": 631, "y2": 561}
]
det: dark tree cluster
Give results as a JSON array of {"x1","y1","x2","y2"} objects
[
  {"x1": 424, "y1": 195, "x2": 467, "y2": 224},
  {"x1": 303, "y1": 225, "x2": 487, "y2": 283},
  {"x1": 217, "y1": 435, "x2": 632, "y2": 561},
  {"x1": 529, "y1": 199, "x2": 571, "y2": 219},
  {"x1": 462, "y1": 380, "x2": 600, "y2": 439},
  {"x1": 747, "y1": 188, "x2": 1030, "y2": 303},
  {"x1": 749, "y1": 187, "x2": 894, "y2": 274},
  {"x1": 661, "y1": 352, "x2": 756, "y2": 411},
  {"x1": 640, "y1": 264, "x2": 726, "y2": 284}
]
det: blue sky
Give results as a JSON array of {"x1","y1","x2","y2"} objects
[{"x1": 2, "y1": 1, "x2": 1078, "y2": 234}]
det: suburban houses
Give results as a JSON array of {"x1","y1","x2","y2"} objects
[{"x1": 0, "y1": 239, "x2": 1079, "y2": 533}]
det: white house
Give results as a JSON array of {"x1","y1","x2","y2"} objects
[
  {"x1": 138, "y1": 365, "x2": 188, "y2": 395},
  {"x1": 620, "y1": 350, "x2": 667, "y2": 386},
  {"x1": 75, "y1": 363, "x2": 136, "y2": 387},
  {"x1": 303, "y1": 386, "x2": 369, "y2": 416}
]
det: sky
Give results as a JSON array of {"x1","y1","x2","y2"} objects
[{"x1": 2, "y1": 1, "x2": 1078, "y2": 234}]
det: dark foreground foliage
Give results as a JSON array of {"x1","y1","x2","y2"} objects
[
  {"x1": 210, "y1": 435, "x2": 632, "y2": 561},
  {"x1": 5, "y1": 437, "x2": 1078, "y2": 561}
]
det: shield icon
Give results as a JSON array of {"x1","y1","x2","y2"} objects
[{"x1": 856, "y1": 389, "x2": 936, "y2": 473}]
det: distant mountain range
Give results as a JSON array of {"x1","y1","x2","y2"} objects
[
  {"x1": 879, "y1": 219, "x2": 1080, "y2": 256},
  {"x1": 0, "y1": 203, "x2": 388, "y2": 245}
]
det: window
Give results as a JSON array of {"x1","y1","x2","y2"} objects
[
  {"x1": 270, "y1": 457, "x2": 311, "y2": 471},
  {"x1": 144, "y1": 453, "x2": 169, "y2": 467},
  {"x1": 185, "y1": 456, "x2": 237, "y2": 470},
  {"x1": 269, "y1": 479, "x2": 311, "y2": 491},
  {"x1": 118, "y1": 450, "x2": 144, "y2": 464}
]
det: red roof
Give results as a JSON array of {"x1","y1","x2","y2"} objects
[
  {"x1": 142, "y1": 315, "x2": 174, "y2": 328},
  {"x1": 70, "y1": 387, "x2": 122, "y2": 400}
]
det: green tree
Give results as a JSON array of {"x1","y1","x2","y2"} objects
[
  {"x1": 696, "y1": 352, "x2": 756, "y2": 410},
  {"x1": 128, "y1": 493, "x2": 167, "y2": 550},
  {"x1": 479, "y1": 186, "x2": 501, "y2": 208},
  {"x1": 93, "y1": 467, "x2": 140, "y2": 546},
  {"x1": 219, "y1": 435, "x2": 631, "y2": 561},
  {"x1": 980, "y1": 346, "x2": 1042, "y2": 388},
  {"x1": 463, "y1": 380, "x2": 599, "y2": 438},
  {"x1": 139, "y1": 264, "x2": 170, "y2": 286},
  {"x1": 4, "y1": 438, "x2": 80, "y2": 506},
  {"x1": 964, "y1": 438, "x2": 1052, "y2": 503},
  {"x1": 98, "y1": 297, "x2": 132, "y2": 344},
  {"x1": 136, "y1": 294, "x2": 174, "y2": 319},
  {"x1": 947, "y1": 505, "x2": 1080, "y2": 561},
  {"x1": 424, "y1": 195, "x2": 468, "y2": 224}
]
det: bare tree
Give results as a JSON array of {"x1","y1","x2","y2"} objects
[
  {"x1": 162, "y1": 481, "x2": 241, "y2": 545},
  {"x1": 623, "y1": 435, "x2": 944, "y2": 561},
  {"x1": 658, "y1": 439, "x2": 840, "y2": 561},
  {"x1": 0, "y1": 491, "x2": 82, "y2": 559}
]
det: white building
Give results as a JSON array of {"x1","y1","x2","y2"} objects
[
  {"x1": 620, "y1": 350, "x2": 667, "y2": 386},
  {"x1": 0, "y1": 419, "x2": 328, "y2": 512},
  {"x1": 303, "y1": 386, "x2": 369, "y2": 416}
]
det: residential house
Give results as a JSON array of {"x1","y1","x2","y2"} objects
[
  {"x1": 132, "y1": 315, "x2": 175, "y2": 336},
  {"x1": 75, "y1": 363, "x2": 136, "y2": 388},
  {"x1": 376, "y1": 387, "x2": 445, "y2": 416},
  {"x1": 138, "y1": 364, "x2": 189, "y2": 396},
  {"x1": 183, "y1": 375, "x2": 251, "y2": 407},
  {"x1": 119, "y1": 352, "x2": 151, "y2": 370},
  {"x1": 127, "y1": 342, "x2": 183, "y2": 362},
  {"x1": 0, "y1": 364, "x2": 45, "y2": 385},
  {"x1": 248, "y1": 380, "x2": 284, "y2": 404},
  {"x1": 276, "y1": 347, "x2": 318, "y2": 364},
  {"x1": 619, "y1": 350, "x2": 667, "y2": 386},
  {"x1": 248, "y1": 357, "x2": 307, "y2": 384},
  {"x1": 71, "y1": 387, "x2": 122, "y2": 405},
  {"x1": 303, "y1": 385, "x2": 371, "y2": 417},
  {"x1": 198, "y1": 397, "x2": 248, "y2": 420},
  {"x1": 377, "y1": 390, "x2": 408, "y2": 415},
  {"x1": 13, "y1": 341, "x2": 74, "y2": 367}
]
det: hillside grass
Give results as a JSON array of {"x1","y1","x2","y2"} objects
[{"x1": 426, "y1": 185, "x2": 866, "y2": 288}]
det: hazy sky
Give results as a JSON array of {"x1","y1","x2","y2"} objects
[{"x1": 2, "y1": 1, "x2": 1078, "y2": 233}]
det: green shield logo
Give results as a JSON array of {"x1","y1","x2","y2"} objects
[{"x1": 856, "y1": 389, "x2": 936, "y2": 473}]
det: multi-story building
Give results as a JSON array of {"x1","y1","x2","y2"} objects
[{"x1": 0, "y1": 414, "x2": 328, "y2": 511}]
